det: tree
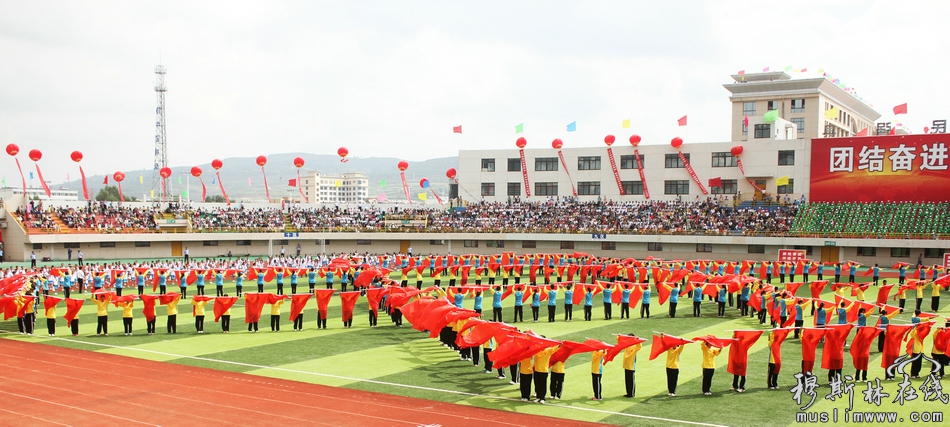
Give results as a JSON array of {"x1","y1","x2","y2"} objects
[
  {"x1": 95, "y1": 186, "x2": 137, "y2": 202},
  {"x1": 205, "y1": 195, "x2": 227, "y2": 203}
]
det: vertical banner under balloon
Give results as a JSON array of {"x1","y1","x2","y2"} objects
[
  {"x1": 606, "y1": 147, "x2": 625, "y2": 195},
  {"x1": 216, "y1": 172, "x2": 229, "y2": 205},
  {"x1": 430, "y1": 189, "x2": 443, "y2": 204},
  {"x1": 634, "y1": 149, "x2": 649, "y2": 199},
  {"x1": 736, "y1": 158, "x2": 765, "y2": 193},
  {"x1": 200, "y1": 179, "x2": 207, "y2": 201},
  {"x1": 117, "y1": 182, "x2": 125, "y2": 202},
  {"x1": 14, "y1": 158, "x2": 26, "y2": 198},
  {"x1": 79, "y1": 166, "x2": 89, "y2": 200},
  {"x1": 400, "y1": 171, "x2": 411, "y2": 203},
  {"x1": 556, "y1": 150, "x2": 576, "y2": 196},
  {"x1": 678, "y1": 151, "x2": 708, "y2": 195},
  {"x1": 519, "y1": 148, "x2": 531, "y2": 197},
  {"x1": 297, "y1": 170, "x2": 306, "y2": 202}
]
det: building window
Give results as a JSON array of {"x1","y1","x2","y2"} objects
[
  {"x1": 481, "y1": 158, "x2": 495, "y2": 172},
  {"x1": 577, "y1": 181, "x2": 601, "y2": 196},
  {"x1": 535, "y1": 182, "x2": 558, "y2": 196},
  {"x1": 793, "y1": 245, "x2": 814, "y2": 256},
  {"x1": 743, "y1": 101, "x2": 756, "y2": 115},
  {"x1": 620, "y1": 154, "x2": 644, "y2": 169},
  {"x1": 925, "y1": 248, "x2": 946, "y2": 258},
  {"x1": 560, "y1": 241, "x2": 575, "y2": 250},
  {"x1": 429, "y1": 240, "x2": 444, "y2": 245},
  {"x1": 791, "y1": 99, "x2": 805, "y2": 113},
  {"x1": 356, "y1": 240, "x2": 372, "y2": 245},
  {"x1": 601, "y1": 242, "x2": 616, "y2": 251},
  {"x1": 777, "y1": 178, "x2": 794, "y2": 194},
  {"x1": 274, "y1": 240, "x2": 289, "y2": 246},
  {"x1": 647, "y1": 242, "x2": 663, "y2": 251},
  {"x1": 507, "y1": 182, "x2": 521, "y2": 196},
  {"x1": 665, "y1": 153, "x2": 688, "y2": 168},
  {"x1": 767, "y1": 100, "x2": 778, "y2": 111},
  {"x1": 64, "y1": 242, "x2": 80, "y2": 249},
  {"x1": 710, "y1": 179, "x2": 738, "y2": 194},
  {"x1": 134, "y1": 242, "x2": 151, "y2": 247},
  {"x1": 486, "y1": 240, "x2": 505, "y2": 248},
  {"x1": 32, "y1": 243, "x2": 43, "y2": 250},
  {"x1": 857, "y1": 247, "x2": 876, "y2": 257},
  {"x1": 507, "y1": 158, "x2": 521, "y2": 172},
  {"x1": 99, "y1": 242, "x2": 115, "y2": 248},
  {"x1": 664, "y1": 180, "x2": 689, "y2": 195},
  {"x1": 577, "y1": 156, "x2": 601, "y2": 170},
  {"x1": 778, "y1": 150, "x2": 795, "y2": 165},
  {"x1": 463, "y1": 240, "x2": 479, "y2": 248},
  {"x1": 535, "y1": 157, "x2": 558, "y2": 171},
  {"x1": 754, "y1": 124, "x2": 771, "y2": 139},
  {"x1": 481, "y1": 183, "x2": 495, "y2": 197},
  {"x1": 236, "y1": 240, "x2": 251, "y2": 246},
  {"x1": 711, "y1": 152, "x2": 738, "y2": 167},
  {"x1": 696, "y1": 243, "x2": 712, "y2": 253},
  {"x1": 748, "y1": 245, "x2": 765, "y2": 254},
  {"x1": 890, "y1": 248, "x2": 910, "y2": 258},
  {"x1": 791, "y1": 117, "x2": 805, "y2": 134},
  {"x1": 522, "y1": 240, "x2": 537, "y2": 249},
  {"x1": 203, "y1": 241, "x2": 218, "y2": 247},
  {"x1": 622, "y1": 181, "x2": 644, "y2": 195}
]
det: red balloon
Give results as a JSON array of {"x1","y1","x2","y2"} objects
[
  {"x1": 731, "y1": 145, "x2": 744, "y2": 157},
  {"x1": 419, "y1": 178, "x2": 429, "y2": 188},
  {"x1": 159, "y1": 167, "x2": 172, "y2": 178},
  {"x1": 552, "y1": 139, "x2": 563, "y2": 149},
  {"x1": 211, "y1": 159, "x2": 223, "y2": 170},
  {"x1": 113, "y1": 172, "x2": 125, "y2": 182},
  {"x1": 28, "y1": 149, "x2": 42, "y2": 162},
  {"x1": 446, "y1": 168, "x2": 457, "y2": 179},
  {"x1": 338, "y1": 147, "x2": 349, "y2": 158},
  {"x1": 293, "y1": 156, "x2": 305, "y2": 168},
  {"x1": 397, "y1": 160, "x2": 409, "y2": 171},
  {"x1": 516, "y1": 137, "x2": 527, "y2": 149},
  {"x1": 256, "y1": 155, "x2": 267, "y2": 167},
  {"x1": 671, "y1": 137, "x2": 684, "y2": 149},
  {"x1": 629, "y1": 135, "x2": 641, "y2": 146},
  {"x1": 5, "y1": 143, "x2": 19, "y2": 156},
  {"x1": 191, "y1": 166, "x2": 202, "y2": 177},
  {"x1": 604, "y1": 135, "x2": 615, "y2": 146},
  {"x1": 70, "y1": 151, "x2": 83, "y2": 163}
]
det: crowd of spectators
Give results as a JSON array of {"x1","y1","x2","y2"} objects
[
  {"x1": 14, "y1": 202, "x2": 58, "y2": 230},
  {"x1": 14, "y1": 199, "x2": 798, "y2": 235}
]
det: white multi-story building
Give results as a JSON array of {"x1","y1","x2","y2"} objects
[
  {"x1": 0, "y1": 186, "x2": 79, "y2": 202},
  {"x1": 298, "y1": 171, "x2": 369, "y2": 203}
]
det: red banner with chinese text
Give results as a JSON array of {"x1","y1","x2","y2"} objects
[
  {"x1": 606, "y1": 147, "x2": 625, "y2": 195},
  {"x1": 634, "y1": 149, "x2": 649, "y2": 198},
  {"x1": 810, "y1": 135, "x2": 950, "y2": 202},
  {"x1": 736, "y1": 158, "x2": 765, "y2": 193},
  {"x1": 520, "y1": 148, "x2": 531, "y2": 197},
  {"x1": 679, "y1": 151, "x2": 708, "y2": 194},
  {"x1": 556, "y1": 150, "x2": 577, "y2": 196}
]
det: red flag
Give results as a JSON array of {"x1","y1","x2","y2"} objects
[
  {"x1": 655, "y1": 283, "x2": 679, "y2": 306},
  {"x1": 288, "y1": 178, "x2": 297, "y2": 186},
  {"x1": 888, "y1": 127, "x2": 897, "y2": 136},
  {"x1": 809, "y1": 280, "x2": 828, "y2": 299},
  {"x1": 800, "y1": 328, "x2": 827, "y2": 373},
  {"x1": 313, "y1": 289, "x2": 334, "y2": 319},
  {"x1": 365, "y1": 287, "x2": 386, "y2": 316},
  {"x1": 769, "y1": 329, "x2": 792, "y2": 373},
  {"x1": 692, "y1": 334, "x2": 736, "y2": 349},
  {"x1": 243, "y1": 293, "x2": 267, "y2": 324},
  {"x1": 213, "y1": 296, "x2": 238, "y2": 322},
  {"x1": 649, "y1": 334, "x2": 693, "y2": 361},
  {"x1": 893, "y1": 103, "x2": 907, "y2": 115},
  {"x1": 139, "y1": 294, "x2": 159, "y2": 322},
  {"x1": 856, "y1": 128, "x2": 869, "y2": 136},
  {"x1": 453, "y1": 125, "x2": 462, "y2": 134},
  {"x1": 339, "y1": 291, "x2": 361, "y2": 322},
  {"x1": 550, "y1": 340, "x2": 600, "y2": 365},
  {"x1": 907, "y1": 322, "x2": 935, "y2": 355},
  {"x1": 677, "y1": 115, "x2": 687, "y2": 126},
  {"x1": 708, "y1": 177, "x2": 722, "y2": 188},
  {"x1": 881, "y1": 324, "x2": 915, "y2": 369},
  {"x1": 62, "y1": 298, "x2": 85, "y2": 324},
  {"x1": 604, "y1": 335, "x2": 648, "y2": 364},
  {"x1": 727, "y1": 330, "x2": 763, "y2": 376},
  {"x1": 821, "y1": 324, "x2": 854, "y2": 370},
  {"x1": 876, "y1": 284, "x2": 894, "y2": 306},
  {"x1": 457, "y1": 320, "x2": 515, "y2": 348},
  {"x1": 785, "y1": 282, "x2": 804, "y2": 296},
  {"x1": 43, "y1": 296, "x2": 63, "y2": 311},
  {"x1": 849, "y1": 326, "x2": 881, "y2": 371},
  {"x1": 103, "y1": 176, "x2": 108, "y2": 184},
  {"x1": 288, "y1": 293, "x2": 312, "y2": 322},
  {"x1": 737, "y1": 70, "x2": 745, "y2": 75}
]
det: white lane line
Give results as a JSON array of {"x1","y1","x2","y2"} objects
[{"x1": 0, "y1": 390, "x2": 160, "y2": 427}]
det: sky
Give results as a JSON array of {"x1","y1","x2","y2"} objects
[{"x1": 1, "y1": 0, "x2": 948, "y2": 181}]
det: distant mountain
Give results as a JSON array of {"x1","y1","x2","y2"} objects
[{"x1": 52, "y1": 153, "x2": 459, "y2": 202}]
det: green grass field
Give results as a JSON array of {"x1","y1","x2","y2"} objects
[{"x1": 2, "y1": 258, "x2": 947, "y2": 426}]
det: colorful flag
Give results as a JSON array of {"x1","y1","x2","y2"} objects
[
  {"x1": 824, "y1": 107, "x2": 839, "y2": 120},
  {"x1": 288, "y1": 178, "x2": 297, "y2": 186},
  {"x1": 102, "y1": 175, "x2": 107, "y2": 184},
  {"x1": 763, "y1": 110, "x2": 779, "y2": 123},
  {"x1": 248, "y1": 178, "x2": 252, "y2": 186},
  {"x1": 737, "y1": 70, "x2": 745, "y2": 75},
  {"x1": 888, "y1": 127, "x2": 897, "y2": 136},
  {"x1": 418, "y1": 192, "x2": 427, "y2": 201},
  {"x1": 708, "y1": 177, "x2": 722, "y2": 187},
  {"x1": 856, "y1": 128, "x2": 869, "y2": 137},
  {"x1": 211, "y1": 178, "x2": 216, "y2": 185},
  {"x1": 677, "y1": 116, "x2": 687, "y2": 126},
  {"x1": 150, "y1": 190, "x2": 154, "y2": 198},
  {"x1": 1, "y1": 177, "x2": 5, "y2": 187},
  {"x1": 784, "y1": 65, "x2": 792, "y2": 72},
  {"x1": 622, "y1": 119, "x2": 630, "y2": 128},
  {"x1": 893, "y1": 103, "x2": 908, "y2": 115},
  {"x1": 515, "y1": 123, "x2": 523, "y2": 134},
  {"x1": 763, "y1": 67, "x2": 770, "y2": 72},
  {"x1": 800, "y1": 68, "x2": 807, "y2": 72},
  {"x1": 377, "y1": 193, "x2": 387, "y2": 202},
  {"x1": 775, "y1": 176, "x2": 789, "y2": 186},
  {"x1": 66, "y1": 173, "x2": 70, "y2": 181},
  {"x1": 182, "y1": 190, "x2": 188, "y2": 198},
  {"x1": 139, "y1": 175, "x2": 143, "y2": 184},
  {"x1": 453, "y1": 125, "x2": 462, "y2": 134},
  {"x1": 743, "y1": 115, "x2": 749, "y2": 127},
  {"x1": 566, "y1": 121, "x2": 576, "y2": 132},
  {"x1": 380, "y1": 179, "x2": 386, "y2": 187},
  {"x1": 334, "y1": 180, "x2": 341, "y2": 187},
  {"x1": 178, "y1": 175, "x2": 182, "y2": 184}
]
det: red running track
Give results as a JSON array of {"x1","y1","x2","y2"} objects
[{"x1": 0, "y1": 339, "x2": 608, "y2": 427}]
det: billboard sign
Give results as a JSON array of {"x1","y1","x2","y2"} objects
[{"x1": 810, "y1": 134, "x2": 950, "y2": 202}]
